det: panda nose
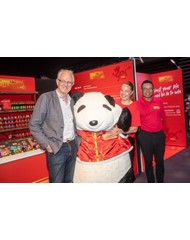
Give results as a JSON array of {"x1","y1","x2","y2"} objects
[{"x1": 89, "y1": 120, "x2": 98, "y2": 126}]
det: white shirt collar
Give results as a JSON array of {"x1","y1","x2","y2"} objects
[{"x1": 56, "y1": 89, "x2": 71, "y2": 102}]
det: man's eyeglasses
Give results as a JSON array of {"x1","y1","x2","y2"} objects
[{"x1": 58, "y1": 79, "x2": 74, "y2": 86}]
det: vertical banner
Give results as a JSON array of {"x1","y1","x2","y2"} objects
[
  {"x1": 136, "y1": 70, "x2": 186, "y2": 147},
  {"x1": 151, "y1": 69, "x2": 186, "y2": 147}
]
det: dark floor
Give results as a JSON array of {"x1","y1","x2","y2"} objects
[{"x1": 135, "y1": 132, "x2": 190, "y2": 183}]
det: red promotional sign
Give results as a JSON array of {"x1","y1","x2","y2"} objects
[
  {"x1": 73, "y1": 60, "x2": 135, "y2": 98},
  {"x1": 0, "y1": 75, "x2": 35, "y2": 92}
]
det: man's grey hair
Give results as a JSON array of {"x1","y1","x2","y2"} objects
[{"x1": 57, "y1": 69, "x2": 75, "y2": 83}]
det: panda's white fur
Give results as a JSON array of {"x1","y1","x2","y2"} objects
[
  {"x1": 74, "y1": 149, "x2": 131, "y2": 183},
  {"x1": 74, "y1": 92, "x2": 122, "y2": 131},
  {"x1": 73, "y1": 92, "x2": 132, "y2": 183}
]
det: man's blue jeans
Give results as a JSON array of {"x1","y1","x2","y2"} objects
[{"x1": 46, "y1": 140, "x2": 77, "y2": 183}]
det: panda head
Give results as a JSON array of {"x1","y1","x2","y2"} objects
[{"x1": 73, "y1": 92, "x2": 122, "y2": 131}]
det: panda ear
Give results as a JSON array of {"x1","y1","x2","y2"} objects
[
  {"x1": 71, "y1": 92, "x2": 84, "y2": 104},
  {"x1": 117, "y1": 107, "x2": 132, "y2": 132},
  {"x1": 104, "y1": 95, "x2": 115, "y2": 107}
]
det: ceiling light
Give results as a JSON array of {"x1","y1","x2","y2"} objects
[{"x1": 170, "y1": 59, "x2": 181, "y2": 69}]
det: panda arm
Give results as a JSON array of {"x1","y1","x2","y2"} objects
[
  {"x1": 107, "y1": 107, "x2": 137, "y2": 137},
  {"x1": 117, "y1": 107, "x2": 132, "y2": 132}
]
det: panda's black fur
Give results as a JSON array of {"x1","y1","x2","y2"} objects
[
  {"x1": 71, "y1": 92, "x2": 84, "y2": 104},
  {"x1": 117, "y1": 107, "x2": 132, "y2": 132}
]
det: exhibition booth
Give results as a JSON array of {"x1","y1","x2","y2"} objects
[
  {"x1": 73, "y1": 60, "x2": 187, "y2": 173},
  {"x1": 0, "y1": 59, "x2": 187, "y2": 182}
]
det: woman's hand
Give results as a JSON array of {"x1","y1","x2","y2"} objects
[{"x1": 107, "y1": 126, "x2": 123, "y2": 137}]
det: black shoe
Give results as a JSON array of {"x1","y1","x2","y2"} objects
[{"x1": 130, "y1": 175, "x2": 136, "y2": 183}]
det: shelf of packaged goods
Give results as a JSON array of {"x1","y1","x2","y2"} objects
[
  {"x1": 0, "y1": 92, "x2": 38, "y2": 95},
  {"x1": 0, "y1": 109, "x2": 33, "y2": 113},
  {"x1": 0, "y1": 149, "x2": 45, "y2": 165},
  {"x1": 0, "y1": 126, "x2": 29, "y2": 133}
]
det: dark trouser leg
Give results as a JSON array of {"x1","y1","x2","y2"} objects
[
  {"x1": 119, "y1": 168, "x2": 133, "y2": 183},
  {"x1": 46, "y1": 150, "x2": 66, "y2": 183},
  {"x1": 128, "y1": 136, "x2": 136, "y2": 182},
  {"x1": 138, "y1": 131, "x2": 155, "y2": 183},
  {"x1": 46, "y1": 141, "x2": 77, "y2": 183},
  {"x1": 154, "y1": 131, "x2": 166, "y2": 183},
  {"x1": 64, "y1": 141, "x2": 78, "y2": 183}
]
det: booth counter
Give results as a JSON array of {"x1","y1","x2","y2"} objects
[{"x1": 0, "y1": 150, "x2": 48, "y2": 183}]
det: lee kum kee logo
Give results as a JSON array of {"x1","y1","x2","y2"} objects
[
  {"x1": 153, "y1": 106, "x2": 160, "y2": 110},
  {"x1": 0, "y1": 79, "x2": 26, "y2": 90},
  {"x1": 89, "y1": 71, "x2": 105, "y2": 80},
  {"x1": 158, "y1": 75, "x2": 174, "y2": 83}
]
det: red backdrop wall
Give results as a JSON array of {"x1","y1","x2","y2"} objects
[
  {"x1": 73, "y1": 60, "x2": 135, "y2": 98},
  {"x1": 72, "y1": 60, "x2": 140, "y2": 174}
]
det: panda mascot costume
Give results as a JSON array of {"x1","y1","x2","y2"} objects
[{"x1": 72, "y1": 92, "x2": 133, "y2": 183}]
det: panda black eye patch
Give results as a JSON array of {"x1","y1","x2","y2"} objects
[
  {"x1": 103, "y1": 104, "x2": 112, "y2": 111},
  {"x1": 77, "y1": 105, "x2": 86, "y2": 113}
]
